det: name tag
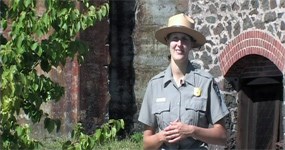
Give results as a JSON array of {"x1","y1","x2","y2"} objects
[{"x1": 156, "y1": 97, "x2": 166, "y2": 102}]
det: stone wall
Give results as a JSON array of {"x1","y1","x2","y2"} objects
[{"x1": 188, "y1": 1, "x2": 285, "y2": 148}]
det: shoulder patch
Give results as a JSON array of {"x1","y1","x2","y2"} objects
[{"x1": 213, "y1": 81, "x2": 223, "y2": 103}]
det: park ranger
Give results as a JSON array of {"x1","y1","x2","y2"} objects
[{"x1": 138, "y1": 13, "x2": 229, "y2": 150}]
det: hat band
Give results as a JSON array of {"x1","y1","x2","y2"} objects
[{"x1": 164, "y1": 25, "x2": 196, "y2": 41}]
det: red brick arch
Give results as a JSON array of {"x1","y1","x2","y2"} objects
[{"x1": 219, "y1": 30, "x2": 285, "y2": 76}]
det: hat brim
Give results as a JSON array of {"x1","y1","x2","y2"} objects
[{"x1": 155, "y1": 26, "x2": 206, "y2": 48}]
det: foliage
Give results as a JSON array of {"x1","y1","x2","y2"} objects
[
  {"x1": 130, "y1": 132, "x2": 143, "y2": 143},
  {"x1": 0, "y1": 0, "x2": 109, "y2": 149},
  {"x1": 62, "y1": 119, "x2": 125, "y2": 150}
]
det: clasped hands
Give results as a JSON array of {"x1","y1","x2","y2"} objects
[{"x1": 159, "y1": 120, "x2": 196, "y2": 143}]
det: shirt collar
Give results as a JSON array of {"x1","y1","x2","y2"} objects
[
  {"x1": 163, "y1": 61, "x2": 196, "y2": 87},
  {"x1": 163, "y1": 65, "x2": 172, "y2": 87}
]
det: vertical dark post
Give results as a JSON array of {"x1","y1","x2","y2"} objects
[{"x1": 109, "y1": 0, "x2": 137, "y2": 137}]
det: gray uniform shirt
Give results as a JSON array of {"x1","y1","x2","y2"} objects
[{"x1": 138, "y1": 63, "x2": 229, "y2": 149}]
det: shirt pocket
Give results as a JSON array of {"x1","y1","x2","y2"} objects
[
  {"x1": 151, "y1": 101, "x2": 171, "y2": 130},
  {"x1": 185, "y1": 98, "x2": 208, "y2": 127}
]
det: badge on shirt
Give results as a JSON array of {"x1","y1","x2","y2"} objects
[{"x1": 194, "y1": 87, "x2": 202, "y2": 97}]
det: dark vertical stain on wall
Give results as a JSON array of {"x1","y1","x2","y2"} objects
[
  {"x1": 79, "y1": 0, "x2": 110, "y2": 134},
  {"x1": 109, "y1": 0, "x2": 137, "y2": 136}
]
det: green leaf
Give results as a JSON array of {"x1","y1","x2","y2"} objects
[
  {"x1": 103, "y1": 3, "x2": 109, "y2": 14},
  {"x1": 19, "y1": 73, "x2": 27, "y2": 84},
  {"x1": 97, "y1": 11, "x2": 102, "y2": 21},
  {"x1": 81, "y1": 21, "x2": 87, "y2": 29},
  {"x1": 16, "y1": 34, "x2": 25, "y2": 49},
  {"x1": 19, "y1": 11, "x2": 27, "y2": 22},
  {"x1": 111, "y1": 127, "x2": 117, "y2": 138},
  {"x1": 1, "y1": 55, "x2": 7, "y2": 64},
  {"x1": 62, "y1": 141, "x2": 70, "y2": 149},
  {"x1": 14, "y1": 98, "x2": 21, "y2": 115},
  {"x1": 31, "y1": 43, "x2": 38, "y2": 51},
  {"x1": 32, "y1": 83, "x2": 38, "y2": 91},
  {"x1": 24, "y1": 0, "x2": 31, "y2": 7},
  {"x1": 62, "y1": 23, "x2": 67, "y2": 30},
  {"x1": 95, "y1": 129, "x2": 102, "y2": 141},
  {"x1": 40, "y1": 59, "x2": 51, "y2": 72},
  {"x1": 74, "y1": 143, "x2": 81, "y2": 150},
  {"x1": 44, "y1": 118, "x2": 54, "y2": 133},
  {"x1": 42, "y1": 13, "x2": 49, "y2": 24},
  {"x1": 2, "y1": 19, "x2": 7, "y2": 30},
  {"x1": 10, "y1": 83, "x2": 16, "y2": 95},
  {"x1": 16, "y1": 126, "x2": 24, "y2": 136},
  {"x1": 59, "y1": 8, "x2": 68, "y2": 16},
  {"x1": 101, "y1": 5, "x2": 107, "y2": 17},
  {"x1": 76, "y1": 22, "x2": 81, "y2": 31},
  {"x1": 36, "y1": 29, "x2": 43, "y2": 37},
  {"x1": 37, "y1": 46, "x2": 43, "y2": 56},
  {"x1": 120, "y1": 119, "x2": 125, "y2": 129}
]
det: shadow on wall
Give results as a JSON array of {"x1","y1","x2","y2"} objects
[{"x1": 108, "y1": 0, "x2": 137, "y2": 138}]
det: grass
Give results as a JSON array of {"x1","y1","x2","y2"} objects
[
  {"x1": 93, "y1": 139, "x2": 142, "y2": 150},
  {"x1": 38, "y1": 132, "x2": 143, "y2": 150},
  {"x1": 35, "y1": 136, "x2": 66, "y2": 150}
]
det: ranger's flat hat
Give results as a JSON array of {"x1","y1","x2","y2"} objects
[{"x1": 155, "y1": 13, "x2": 206, "y2": 48}]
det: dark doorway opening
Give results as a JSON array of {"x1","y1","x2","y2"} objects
[{"x1": 237, "y1": 77, "x2": 283, "y2": 149}]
